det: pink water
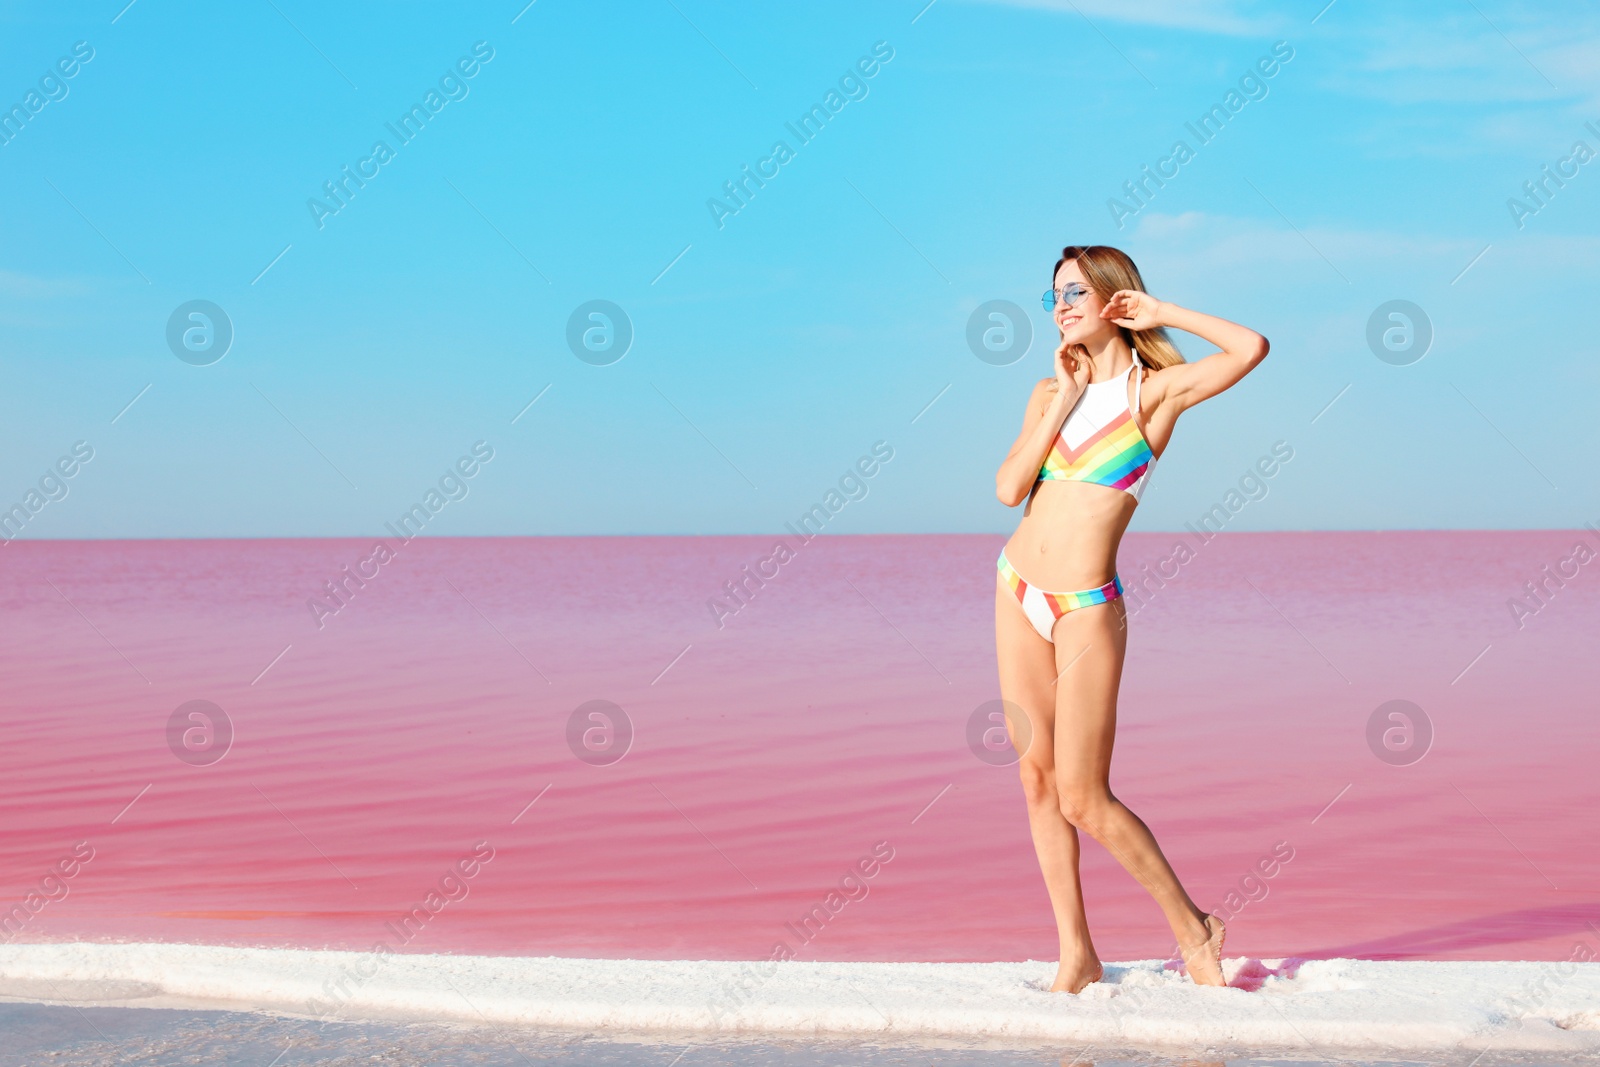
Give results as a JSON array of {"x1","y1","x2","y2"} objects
[{"x1": 2, "y1": 532, "x2": 1596, "y2": 964}]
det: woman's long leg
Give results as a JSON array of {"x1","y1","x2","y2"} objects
[
  {"x1": 995, "y1": 581, "x2": 1101, "y2": 992},
  {"x1": 1048, "y1": 596, "x2": 1223, "y2": 985}
]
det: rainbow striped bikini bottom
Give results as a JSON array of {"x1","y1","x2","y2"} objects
[{"x1": 996, "y1": 550, "x2": 1123, "y2": 643}]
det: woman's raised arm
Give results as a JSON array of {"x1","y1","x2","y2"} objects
[{"x1": 1102, "y1": 290, "x2": 1269, "y2": 413}]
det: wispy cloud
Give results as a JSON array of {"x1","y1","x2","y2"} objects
[
  {"x1": 964, "y1": 1, "x2": 1600, "y2": 123},
  {"x1": 1131, "y1": 208, "x2": 1600, "y2": 271},
  {"x1": 1308, "y1": 11, "x2": 1600, "y2": 162},
  {"x1": 956, "y1": 0, "x2": 1283, "y2": 37},
  {"x1": 1314, "y1": 9, "x2": 1597, "y2": 104},
  {"x1": 0, "y1": 271, "x2": 90, "y2": 299}
]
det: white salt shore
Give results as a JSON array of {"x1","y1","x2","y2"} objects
[{"x1": 2, "y1": 942, "x2": 1598, "y2": 1055}]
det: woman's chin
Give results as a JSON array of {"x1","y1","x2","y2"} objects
[{"x1": 1060, "y1": 326, "x2": 1111, "y2": 345}]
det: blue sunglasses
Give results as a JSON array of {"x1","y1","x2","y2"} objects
[{"x1": 1041, "y1": 282, "x2": 1095, "y2": 311}]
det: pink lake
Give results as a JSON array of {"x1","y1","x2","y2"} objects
[{"x1": 1, "y1": 532, "x2": 1596, "y2": 965}]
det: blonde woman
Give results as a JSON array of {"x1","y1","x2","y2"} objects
[{"x1": 994, "y1": 245, "x2": 1269, "y2": 992}]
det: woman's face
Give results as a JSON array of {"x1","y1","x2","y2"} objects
[{"x1": 1052, "y1": 260, "x2": 1111, "y2": 345}]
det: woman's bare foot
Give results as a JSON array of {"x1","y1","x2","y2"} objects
[
  {"x1": 1178, "y1": 913, "x2": 1227, "y2": 987},
  {"x1": 1050, "y1": 955, "x2": 1104, "y2": 994}
]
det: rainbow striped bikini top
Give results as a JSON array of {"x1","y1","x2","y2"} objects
[{"x1": 1037, "y1": 352, "x2": 1157, "y2": 503}]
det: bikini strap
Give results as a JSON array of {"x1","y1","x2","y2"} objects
[{"x1": 1131, "y1": 349, "x2": 1144, "y2": 416}]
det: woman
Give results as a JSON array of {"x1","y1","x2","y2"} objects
[{"x1": 994, "y1": 245, "x2": 1268, "y2": 993}]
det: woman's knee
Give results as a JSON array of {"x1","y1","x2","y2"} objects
[
  {"x1": 1056, "y1": 780, "x2": 1113, "y2": 830},
  {"x1": 1017, "y1": 759, "x2": 1056, "y2": 808}
]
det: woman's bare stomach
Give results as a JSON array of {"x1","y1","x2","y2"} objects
[{"x1": 1002, "y1": 481, "x2": 1137, "y2": 591}]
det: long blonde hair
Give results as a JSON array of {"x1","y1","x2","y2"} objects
[{"x1": 1053, "y1": 245, "x2": 1185, "y2": 372}]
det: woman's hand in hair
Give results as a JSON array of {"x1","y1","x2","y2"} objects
[{"x1": 1101, "y1": 289, "x2": 1166, "y2": 331}]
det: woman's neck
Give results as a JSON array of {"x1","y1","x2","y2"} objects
[{"x1": 1075, "y1": 333, "x2": 1134, "y2": 383}]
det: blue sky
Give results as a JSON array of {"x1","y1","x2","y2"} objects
[{"x1": 2, "y1": 0, "x2": 1597, "y2": 538}]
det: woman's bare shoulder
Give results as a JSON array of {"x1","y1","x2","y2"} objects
[{"x1": 1023, "y1": 377, "x2": 1058, "y2": 413}]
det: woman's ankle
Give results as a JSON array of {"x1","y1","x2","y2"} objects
[{"x1": 1173, "y1": 909, "x2": 1210, "y2": 948}]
